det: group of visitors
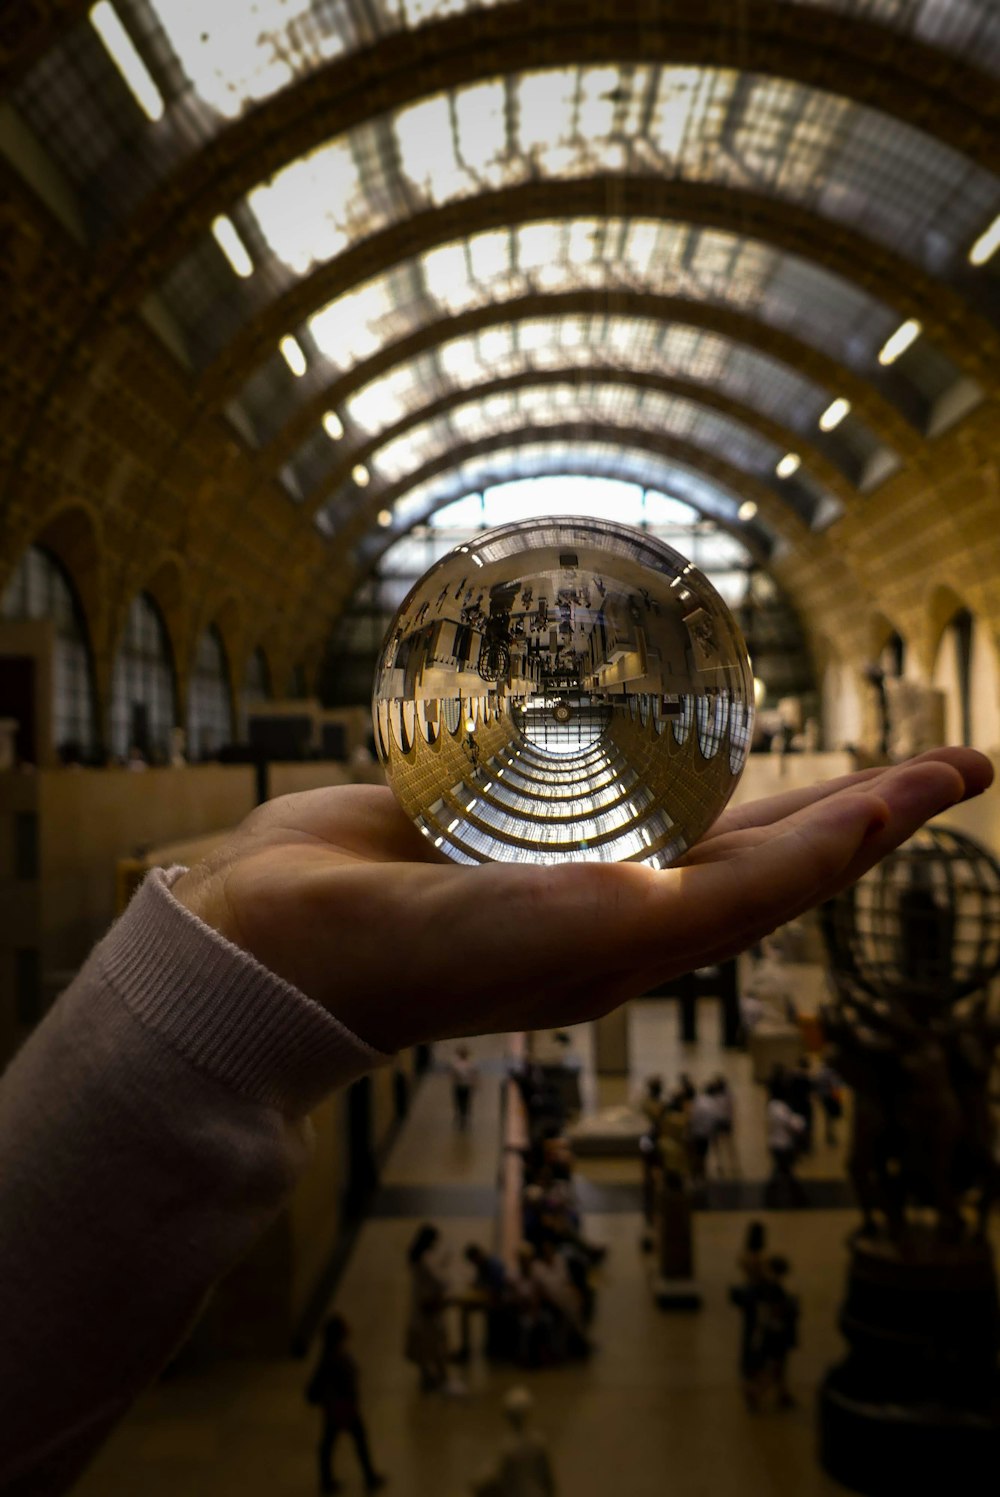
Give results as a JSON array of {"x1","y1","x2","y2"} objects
[{"x1": 639, "y1": 1072, "x2": 740, "y2": 1193}]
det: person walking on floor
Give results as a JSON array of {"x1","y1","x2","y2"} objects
[
  {"x1": 730, "y1": 1221, "x2": 769, "y2": 1404},
  {"x1": 306, "y1": 1314, "x2": 386, "y2": 1493},
  {"x1": 765, "y1": 1092, "x2": 807, "y2": 1206},
  {"x1": 404, "y1": 1224, "x2": 461, "y2": 1393},
  {"x1": 786, "y1": 1056, "x2": 815, "y2": 1155},
  {"x1": 708, "y1": 1075, "x2": 739, "y2": 1177},
  {"x1": 687, "y1": 1084, "x2": 717, "y2": 1182},
  {"x1": 450, "y1": 1044, "x2": 479, "y2": 1130},
  {"x1": 745, "y1": 1257, "x2": 800, "y2": 1411}
]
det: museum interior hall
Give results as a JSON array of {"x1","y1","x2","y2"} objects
[{"x1": 2, "y1": 3, "x2": 1000, "y2": 1495}]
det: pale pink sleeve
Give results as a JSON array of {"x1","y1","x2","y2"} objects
[{"x1": 0, "y1": 868, "x2": 389, "y2": 1496}]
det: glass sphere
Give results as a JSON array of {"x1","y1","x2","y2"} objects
[{"x1": 372, "y1": 516, "x2": 755, "y2": 867}]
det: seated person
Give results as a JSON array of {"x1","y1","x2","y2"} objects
[{"x1": 455, "y1": 1244, "x2": 511, "y2": 1362}]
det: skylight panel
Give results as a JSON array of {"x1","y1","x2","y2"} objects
[
  {"x1": 423, "y1": 242, "x2": 473, "y2": 304},
  {"x1": 372, "y1": 430, "x2": 434, "y2": 482},
  {"x1": 652, "y1": 66, "x2": 712, "y2": 157},
  {"x1": 517, "y1": 222, "x2": 562, "y2": 271},
  {"x1": 576, "y1": 65, "x2": 621, "y2": 140},
  {"x1": 309, "y1": 281, "x2": 393, "y2": 365},
  {"x1": 90, "y1": 2, "x2": 164, "y2": 121},
  {"x1": 395, "y1": 94, "x2": 469, "y2": 204},
  {"x1": 247, "y1": 141, "x2": 362, "y2": 274},
  {"x1": 154, "y1": 0, "x2": 359, "y2": 117},
  {"x1": 454, "y1": 80, "x2": 508, "y2": 179},
  {"x1": 516, "y1": 69, "x2": 577, "y2": 157},
  {"x1": 468, "y1": 229, "x2": 513, "y2": 284}
]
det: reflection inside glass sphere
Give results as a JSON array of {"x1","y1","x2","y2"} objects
[{"x1": 372, "y1": 517, "x2": 754, "y2": 867}]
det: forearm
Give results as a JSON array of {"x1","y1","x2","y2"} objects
[{"x1": 0, "y1": 870, "x2": 388, "y2": 1495}]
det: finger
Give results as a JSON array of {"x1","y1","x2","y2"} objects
[
  {"x1": 681, "y1": 753, "x2": 976, "y2": 867},
  {"x1": 815, "y1": 758, "x2": 971, "y2": 896},
  {"x1": 702, "y1": 747, "x2": 992, "y2": 841},
  {"x1": 603, "y1": 760, "x2": 973, "y2": 997}
]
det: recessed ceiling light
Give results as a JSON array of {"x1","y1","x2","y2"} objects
[
  {"x1": 819, "y1": 397, "x2": 851, "y2": 432},
  {"x1": 878, "y1": 319, "x2": 922, "y2": 366},
  {"x1": 969, "y1": 212, "x2": 1000, "y2": 267},
  {"x1": 776, "y1": 452, "x2": 801, "y2": 479},
  {"x1": 377, "y1": 508, "x2": 392, "y2": 527},
  {"x1": 737, "y1": 500, "x2": 758, "y2": 521},
  {"x1": 352, "y1": 463, "x2": 370, "y2": 487},
  {"x1": 211, "y1": 215, "x2": 253, "y2": 278},
  {"x1": 322, "y1": 410, "x2": 344, "y2": 441},
  {"x1": 90, "y1": 2, "x2": 164, "y2": 121},
  {"x1": 279, "y1": 335, "x2": 307, "y2": 376}
]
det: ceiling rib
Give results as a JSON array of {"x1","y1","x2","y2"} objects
[
  {"x1": 338, "y1": 423, "x2": 810, "y2": 553},
  {"x1": 198, "y1": 180, "x2": 992, "y2": 419},
  {"x1": 301, "y1": 366, "x2": 857, "y2": 519},
  {"x1": 226, "y1": 288, "x2": 917, "y2": 461}
]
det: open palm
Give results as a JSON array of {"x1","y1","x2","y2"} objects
[{"x1": 173, "y1": 747, "x2": 992, "y2": 1053}]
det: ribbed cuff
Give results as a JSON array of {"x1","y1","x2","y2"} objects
[{"x1": 96, "y1": 867, "x2": 391, "y2": 1115}]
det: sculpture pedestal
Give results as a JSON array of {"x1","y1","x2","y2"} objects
[
  {"x1": 820, "y1": 1232, "x2": 1000, "y2": 1494},
  {"x1": 650, "y1": 1177, "x2": 702, "y2": 1311}
]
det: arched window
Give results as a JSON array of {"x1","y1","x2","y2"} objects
[
  {"x1": 1, "y1": 545, "x2": 99, "y2": 759},
  {"x1": 969, "y1": 622, "x2": 1000, "y2": 751},
  {"x1": 188, "y1": 625, "x2": 233, "y2": 760},
  {"x1": 241, "y1": 646, "x2": 272, "y2": 736},
  {"x1": 933, "y1": 609, "x2": 973, "y2": 748},
  {"x1": 110, "y1": 593, "x2": 176, "y2": 762},
  {"x1": 695, "y1": 691, "x2": 730, "y2": 760}
]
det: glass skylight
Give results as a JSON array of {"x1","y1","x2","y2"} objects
[
  {"x1": 346, "y1": 445, "x2": 773, "y2": 542},
  {"x1": 342, "y1": 316, "x2": 831, "y2": 438},
  {"x1": 242, "y1": 66, "x2": 995, "y2": 282},
  {"x1": 153, "y1": 0, "x2": 506, "y2": 120},
  {"x1": 364, "y1": 381, "x2": 787, "y2": 487},
  {"x1": 15, "y1": 9, "x2": 998, "y2": 243},
  {"x1": 284, "y1": 219, "x2": 903, "y2": 384}
]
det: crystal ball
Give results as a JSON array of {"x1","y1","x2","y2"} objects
[{"x1": 372, "y1": 516, "x2": 755, "y2": 867}]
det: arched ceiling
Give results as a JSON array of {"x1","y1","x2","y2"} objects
[
  {"x1": 345, "y1": 438, "x2": 780, "y2": 568},
  {"x1": 3, "y1": 0, "x2": 999, "y2": 651},
  {"x1": 295, "y1": 366, "x2": 858, "y2": 515},
  {"x1": 333, "y1": 422, "x2": 809, "y2": 549}
]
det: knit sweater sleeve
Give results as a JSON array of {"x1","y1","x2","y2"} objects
[{"x1": 0, "y1": 868, "x2": 390, "y2": 1496}]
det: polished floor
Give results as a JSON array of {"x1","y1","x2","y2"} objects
[{"x1": 77, "y1": 1003, "x2": 872, "y2": 1496}]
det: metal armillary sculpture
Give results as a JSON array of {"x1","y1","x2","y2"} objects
[
  {"x1": 818, "y1": 825, "x2": 1000, "y2": 1495},
  {"x1": 821, "y1": 825, "x2": 1000, "y2": 1237}
]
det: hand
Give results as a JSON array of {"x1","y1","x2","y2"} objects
[{"x1": 172, "y1": 748, "x2": 992, "y2": 1052}]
